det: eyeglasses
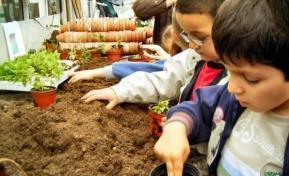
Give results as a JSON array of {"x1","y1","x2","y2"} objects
[{"x1": 180, "y1": 31, "x2": 208, "y2": 47}]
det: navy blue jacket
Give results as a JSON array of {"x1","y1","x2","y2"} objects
[{"x1": 167, "y1": 84, "x2": 289, "y2": 175}]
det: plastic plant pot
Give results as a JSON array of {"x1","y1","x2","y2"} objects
[
  {"x1": 149, "y1": 163, "x2": 200, "y2": 176},
  {"x1": 59, "y1": 49, "x2": 70, "y2": 60},
  {"x1": 107, "y1": 48, "x2": 123, "y2": 62},
  {"x1": 89, "y1": 49, "x2": 101, "y2": 59},
  {"x1": 148, "y1": 111, "x2": 164, "y2": 138},
  {"x1": 31, "y1": 87, "x2": 57, "y2": 108}
]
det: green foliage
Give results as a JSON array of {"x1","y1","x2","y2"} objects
[
  {"x1": 97, "y1": 43, "x2": 107, "y2": 54},
  {"x1": 150, "y1": 100, "x2": 170, "y2": 114},
  {"x1": 0, "y1": 50, "x2": 64, "y2": 90},
  {"x1": 79, "y1": 49, "x2": 91, "y2": 64},
  {"x1": 111, "y1": 41, "x2": 123, "y2": 50},
  {"x1": 68, "y1": 49, "x2": 77, "y2": 60},
  {"x1": 136, "y1": 18, "x2": 152, "y2": 28}
]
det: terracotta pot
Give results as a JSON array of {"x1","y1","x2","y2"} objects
[
  {"x1": 76, "y1": 50, "x2": 82, "y2": 59},
  {"x1": 89, "y1": 49, "x2": 101, "y2": 59},
  {"x1": 149, "y1": 163, "x2": 200, "y2": 176},
  {"x1": 148, "y1": 111, "x2": 164, "y2": 138},
  {"x1": 107, "y1": 48, "x2": 123, "y2": 62},
  {"x1": 59, "y1": 50, "x2": 70, "y2": 60},
  {"x1": 31, "y1": 87, "x2": 57, "y2": 108}
]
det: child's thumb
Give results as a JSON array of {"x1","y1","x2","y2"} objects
[{"x1": 106, "y1": 100, "x2": 117, "y2": 109}]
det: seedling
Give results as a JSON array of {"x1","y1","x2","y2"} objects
[
  {"x1": 149, "y1": 100, "x2": 170, "y2": 115},
  {"x1": 79, "y1": 49, "x2": 91, "y2": 64},
  {"x1": 68, "y1": 49, "x2": 77, "y2": 60}
]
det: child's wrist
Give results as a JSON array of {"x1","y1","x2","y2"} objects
[{"x1": 165, "y1": 112, "x2": 193, "y2": 135}]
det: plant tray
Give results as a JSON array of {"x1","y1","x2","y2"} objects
[{"x1": 0, "y1": 60, "x2": 79, "y2": 92}]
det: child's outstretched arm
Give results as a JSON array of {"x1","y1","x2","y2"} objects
[{"x1": 154, "y1": 85, "x2": 230, "y2": 175}]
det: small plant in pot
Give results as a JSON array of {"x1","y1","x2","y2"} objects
[
  {"x1": 31, "y1": 76, "x2": 57, "y2": 108},
  {"x1": 0, "y1": 50, "x2": 64, "y2": 108},
  {"x1": 87, "y1": 47, "x2": 101, "y2": 59},
  {"x1": 149, "y1": 99, "x2": 170, "y2": 138},
  {"x1": 59, "y1": 49, "x2": 70, "y2": 60},
  {"x1": 106, "y1": 41, "x2": 124, "y2": 62}
]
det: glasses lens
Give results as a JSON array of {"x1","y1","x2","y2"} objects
[
  {"x1": 180, "y1": 31, "x2": 190, "y2": 43},
  {"x1": 180, "y1": 31, "x2": 204, "y2": 46}
]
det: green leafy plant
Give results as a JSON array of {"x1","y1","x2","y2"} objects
[
  {"x1": 135, "y1": 18, "x2": 152, "y2": 28},
  {"x1": 97, "y1": 43, "x2": 107, "y2": 55},
  {"x1": 149, "y1": 100, "x2": 170, "y2": 114},
  {"x1": 109, "y1": 41, "x2": 123, "y2": 51},
  {"x1": 79, "y1": 49, "x2": 91, "y2": 64},
  {"x1": 0, "y1": 50, "x2": 64, "y2": 90},
  {"x1": 68, "y1": 49, "x2": 77, "y2": 60}
]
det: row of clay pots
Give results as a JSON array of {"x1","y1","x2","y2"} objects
[
  {"x1": 60, "y1": 18, "x2": 136, "y2": 32},
  {"x1": 59, "y1": 42, "x2": 140, "y2": 55},
  {"x1": 56, "y1": 30, "x2": 148, "y2": 43}
]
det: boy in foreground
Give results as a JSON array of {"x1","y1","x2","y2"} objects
[{"x1": 154, "y1": 0, "x2": 289, "y2": 175}]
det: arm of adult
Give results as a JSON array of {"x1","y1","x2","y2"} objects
[{"x1": 133, "y1": 0, "x2": 171, "y2": 19}]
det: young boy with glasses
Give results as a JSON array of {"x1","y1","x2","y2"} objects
[
  {"x1": 76, "y1": 0, "x2": 226, "y2": 110},
  {"x1": 154, "y1": 0, "x2": 289, "y2": 175}
]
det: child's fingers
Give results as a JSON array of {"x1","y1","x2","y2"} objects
[
  {"x1": 166, "y1": 162, "x2": 175, "y2": 176},
  {"x1": 106, "y1": 100, "x2": 117, "y2": 109},
  {"x1": 67, "y1": 71, "x2": 78, "y2": 77},
  {"x1": 143, "y1": 51, "x2": 162, "y2": 60},
  {"x1": 68, "y1": 75, "x2": 81, "y2": 83}
]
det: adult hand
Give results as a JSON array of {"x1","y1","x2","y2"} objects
[
  {"x1": 141, "y1": 44, "x2": 171, "y2": 60},
  {"x1": 154, "y1": 121, "x2": 190, "y2": 176},
  {"x1": 68, "y1": 69, "x2": 104, "y2": 83},
  {"x1": 81, "y1": 88, "x2": 118, "y2": 109}
]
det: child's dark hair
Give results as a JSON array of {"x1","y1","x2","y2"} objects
[
  {"x1": 266, "y1": 0, "x2": 289, "y2": 36},
  {"x1": 212, "y1": 0, "x2": 289, "y2": 80},
  {"x1": 175, "y1": 0, "x2": 224, "y2": 17}
]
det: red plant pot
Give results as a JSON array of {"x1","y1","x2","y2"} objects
[
  {"x1": 31, "y1": 88, "x2": 57, "y2": 108},
  {"x1": 149, "y1": 111, "x2": 164, "y2": 138},
  {"x1": 89, "y1": 49, "x2": 101, "y2": 59},
  {"x1": 107, "y1": 49, "x2": 123, "y2": 62},
  {"x1": 59, "y1": 50, "x2": 69, "y2": 60}
]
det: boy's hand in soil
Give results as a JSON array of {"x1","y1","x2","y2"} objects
[
  {"x1": 141, "y1": 44, "x2": 171, "y2": 60},
  {"x1": 81, "y1": 88, "x2": 118, "y2": 109},
  {"x1": 154, "y1": 121, "x2": 190, "y2": 176},
  {"x1": 68, "y1": 69, "x2": 104, "y2": 83}
]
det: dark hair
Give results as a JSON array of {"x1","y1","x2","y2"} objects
[
  {"x1": 212, "y1": 0, "x2": 289, "y2": 80},
  {"x1": 266, "y1": 0, "x2": 289, "y2": 36},
  {"x1": 175, "y1": 0, "x2": 224, "y2": 18}
]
